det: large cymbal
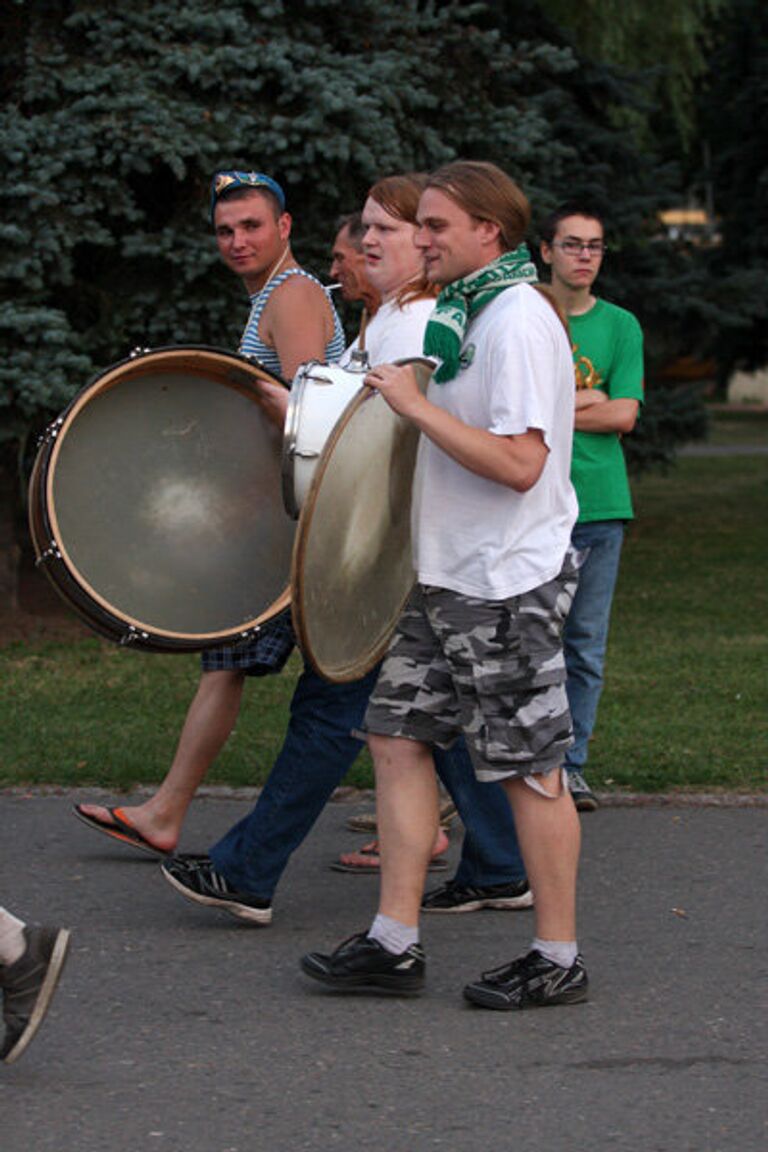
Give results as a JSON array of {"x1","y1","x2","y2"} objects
[{"x1": 291, "y1": 358, "x2": 433, "y2": 681}]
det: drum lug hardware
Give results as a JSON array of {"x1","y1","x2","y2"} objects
[
  {"x1": 120, "y1": 626, "x2": 151, "y2": 646},
  {"x1": 347, "y1": 348, "x2": 370, "y2": 373},
  {"x1": 300, "y1": 361, "x2": 335, "y2": 385},
  {"x1": 128, "y1": 346, "x2": 151, "y2": 360},
  {"x1": 237, "y1": 626, "x2": 261, "y2": 641},
  {"x1": 36, "y1": 543, "x2": 62, "y2": 566},
  {"x1": 38, "y1": 417, "x2": 64, "y2": 447}
]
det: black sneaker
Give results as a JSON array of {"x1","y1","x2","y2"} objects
[
  {"x1": 161, "y1": 856, "x2": 272, "y2": 925},
  {"x1": 1, "y1": 925, "x2": 71, "y2": 1064},
  {"x1": 463, "y1": 949, "x2": 588, "y2": 1011},
  {"x1": 421, "y1": 879, "x2": 533, "y2": 913},
  {"x1": 568, "y1": 770, "x2": 599, "y2": 812},
  {"x1": 162, "y1": 853, "x2": 215, "y2": 871},
  {"x1": 301, "y1": 933, "x2": 425, "y2": 995}
]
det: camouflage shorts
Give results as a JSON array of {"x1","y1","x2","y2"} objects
[{"x1": 364, "y1": 556, "x2": 580, "y2": 782}]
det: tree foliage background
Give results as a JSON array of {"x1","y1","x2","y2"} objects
[
  {"x1": 688, "y1": 0, "x2": 768, "y2": 382},
  {"x1": 0, "y1": 0, "x2": 763, "y2": 597}
]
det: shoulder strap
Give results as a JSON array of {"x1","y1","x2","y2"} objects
[{"x1": 270, "y1": 267, "x2": 322, "y2": 290}]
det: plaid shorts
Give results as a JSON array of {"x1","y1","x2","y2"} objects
[
  {"x1": 200, "y1": 609, "x2": 295, "y2": 677},
  {"x1": 364, "y1": 555, "x2": 580, "y2": 781}
]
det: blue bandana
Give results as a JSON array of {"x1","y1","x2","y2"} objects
[{"x1": 210, "y1": 170, "x2": 286, "y2": 222}]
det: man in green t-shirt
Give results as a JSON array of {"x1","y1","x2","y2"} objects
[{"x1": 540, "y1": 204, "x2": 644, "y2": 810}]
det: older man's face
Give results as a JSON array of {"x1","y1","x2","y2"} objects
[{"x1": 330, "y1": 226, "x2": 369, "y2": 302}]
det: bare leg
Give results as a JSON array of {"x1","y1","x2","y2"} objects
[
  {"x1": 78, "y1": 670, "x2": 245, "y2": 852},
  {"x1": 370, "y1": 735, "x2": 439, "y2": 927},
  {"x1": 502, "y1": 771, "x2": 580, "y2": 942}
]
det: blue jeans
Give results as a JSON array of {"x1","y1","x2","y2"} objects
[
  {"x1": 439, "y1": 757, "x2": 524, "y2": 889},
  {"x1": 210, "y1": 662, "x2": 524, "y2": 899},
  {"x1": 563, "y1": 520, "x2": 625, "y2": 773}
]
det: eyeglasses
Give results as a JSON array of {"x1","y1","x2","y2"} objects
[{"x1": 553, "y1": 240, "x2": 607, "y2": 257}]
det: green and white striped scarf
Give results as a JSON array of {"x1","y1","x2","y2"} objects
[{"x1": 423, "y1": 246, "x2": 538, "y2": 383}]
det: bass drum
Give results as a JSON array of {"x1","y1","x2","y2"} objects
[
  {"x1": 29, "y1": 345, "x2": 294, "y2": 652},
  {"x1": 291, "y1": 358, "x2": 434, "y2": 682}
]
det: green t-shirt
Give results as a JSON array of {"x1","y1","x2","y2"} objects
[{"x1": 569, "y1": 298, "x2": 644, "y2": 522}]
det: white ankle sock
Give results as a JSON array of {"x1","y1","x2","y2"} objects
[
  {"x1": 368, "y1": 914, "x2": 419, "y2": 956},
  {"x1": 532, "y1": 937, "x2": 578, "y2": 969},
  {"x1": 0, "y1": 908, "x2": 27, "y2": 966}
]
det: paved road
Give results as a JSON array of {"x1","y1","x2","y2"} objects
[
  {"x1": 2, "y1": 790, "x2": 766, "y2": 1152},
  {"x1": 679, "y1": 442, "x2": 768, "y2": 456}
]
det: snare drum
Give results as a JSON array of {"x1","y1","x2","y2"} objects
[
  {"x1": 281, "y1": 359, "x2": 368, "y2": 518},
  {"x1": 29, "y1": 345, "x2": 295, "y2": 652}
]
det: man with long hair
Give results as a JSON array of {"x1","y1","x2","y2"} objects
[{"x1": 302, "y1": 162, "x2": 588, "y2": 1010}]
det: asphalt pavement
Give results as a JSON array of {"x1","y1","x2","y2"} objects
[{"x1": 2, "y1": 789, "x2": 766, "y2": 1152}]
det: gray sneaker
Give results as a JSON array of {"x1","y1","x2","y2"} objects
[
  {"x1": 1, "y1": 925, "x2": 71, "y2": 1064},
  {"x1": 568, "y1": 770, "x2": 599, "y2": 812}
]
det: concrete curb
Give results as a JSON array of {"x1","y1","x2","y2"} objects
[{"x1": 3, "y1": 783, "x2": 767, "y2": 807}]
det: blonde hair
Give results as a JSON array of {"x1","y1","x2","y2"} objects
[{"x1": 425, "y1": 161, "x2": 531, "y2": 252}]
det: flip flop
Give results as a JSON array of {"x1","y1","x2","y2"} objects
[
  {"x1": 72, "y1": 804, "x2": 168, "y2": 857},
  {"x1": 331, "y1": 833, "x2": 450, "y2": 874},
  {"x1": 345, "y1": 800, "x2": 458, "y2": 835},
  {"x1": 344, "y1": 812, "x2": 379, "y2": 833}
]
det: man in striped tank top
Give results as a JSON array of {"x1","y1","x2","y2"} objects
[{"x1": 74, "y1": 170, "x2": 345, "y2": 857}]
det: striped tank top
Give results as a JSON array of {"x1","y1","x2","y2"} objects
[{"x1": 238, "y1": 268, "x2": 345, "y2": 376}]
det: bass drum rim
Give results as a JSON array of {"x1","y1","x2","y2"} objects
[{"x1": 29, "y1": 345, "x2": 293, "y2": 653}]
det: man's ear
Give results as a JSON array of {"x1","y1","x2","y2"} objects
[
  {"x1": 278, "y1": 212, "x2": 292, "y2": 242},
  {"x1": 477, "y1": 218, "x2": 502, "y2": 249},
  {"x1": 540, "y1": 242, "x2": 553, "y2": 267}
]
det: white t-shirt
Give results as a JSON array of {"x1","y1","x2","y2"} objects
[
  {"x1": 344, "y1": 296, "x2": 436, "y2": 364},
  {"x1": 413, "y1": 283, "x2": 578, "y2": 599}
]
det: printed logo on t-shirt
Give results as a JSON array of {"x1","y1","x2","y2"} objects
[
  {"x1": 573, "y1": 343, "x2": 602, "y2": 391},
  {"x1": 459, "y1": 343, "x2": 476, "y2": 371}
]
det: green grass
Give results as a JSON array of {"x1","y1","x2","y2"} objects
[
  {"x1": 0, "y1": 641, "x2": 375, "y2": 791},
  {"x1": 1, "y1": 454, "x2": 766, "y2": 795},
  {"x1": 590, "y1": 455, "x2": 767, "y2": 792}
]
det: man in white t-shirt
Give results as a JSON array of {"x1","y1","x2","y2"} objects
[
  {"x1": 333, "y1": 176, "x2": 532, "y2": 899},
  {"x1": 301, "y1": 161, "x2": 588, "y2": 1011}
]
